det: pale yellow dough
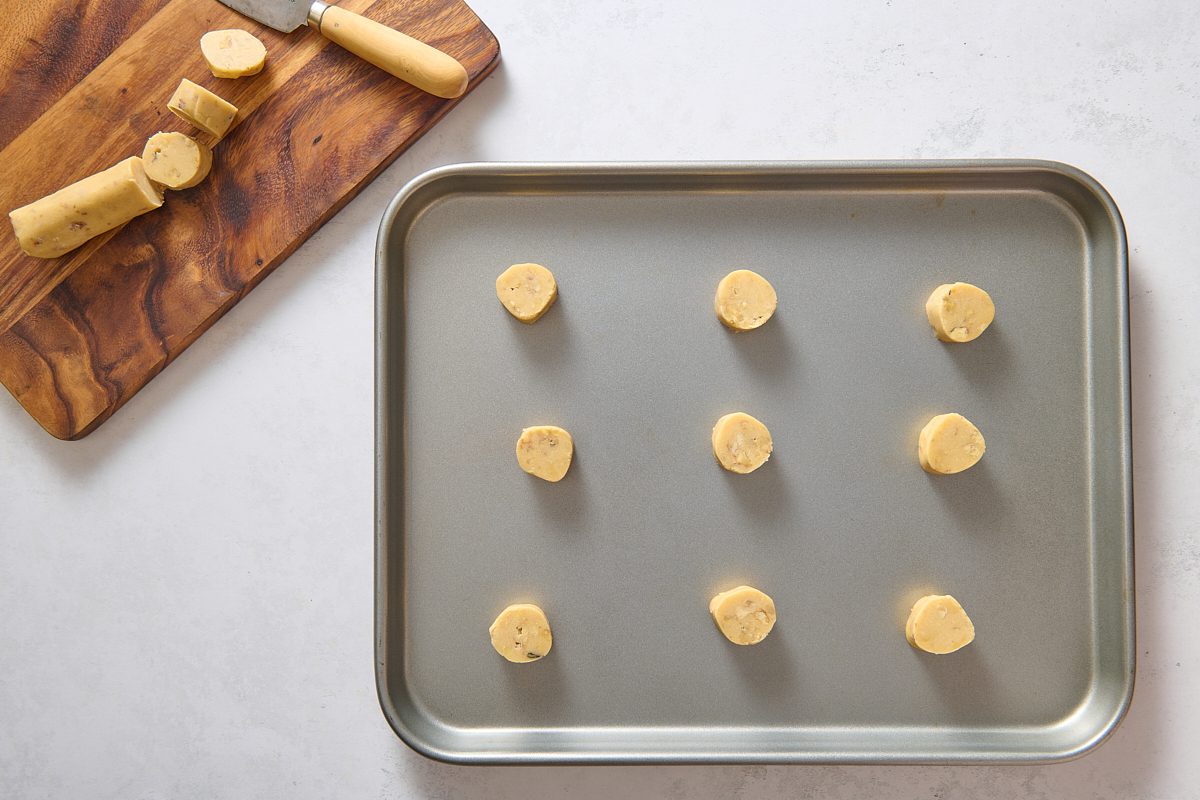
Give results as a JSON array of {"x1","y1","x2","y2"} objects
[
  {"x1": 8, "y1": 156, "x2": 164, "y2": 258},
  {"x1": 918, "y1": 413, "x2": 985, "y2": 475},
  {"x1": 925, "y1": 282, "x2": 995, "y2": 343},
  {"x1": 142, "y1": 132, "x2": 213, "y2": 190},
  {"x1": 712, "y1": 412, "x2": 772, "y2": 474},
  {"x1": 715, "y1": 269, "x2": 777, "y2": 331},
  {"x1": 489, "y1": 603, "x2": 553, "y2": 663},
  {"x1": 516, "y1": 425, "x2": 573, "y2": 482},
  {"x1": 496, "y1": 263, "x2": 558, "y2": 323},
  {"x1": 905, "y1": 594, "x2": 975, "y2": 654},
  {"x1": 201, "y1": 29, "x2": 267, "y2": 78},
  {"x1": 167, "y1": 78, "x2": 238, "y2": 142},
  {"x1": 709, "y1": 585, "x2": 777, "y2": 645}
]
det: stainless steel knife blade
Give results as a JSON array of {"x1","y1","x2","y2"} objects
[{"x1": 217, "y1": 0, "x2": 315, "y2": 33}]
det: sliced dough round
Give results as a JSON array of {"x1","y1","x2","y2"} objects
[
  {"x1": 715, "y1": 269, "x2": 777, "y2": 331},
  {"x1": 489, "y1": 603, "x2": 552, "y2": 663},
  {"x1": 709, "y1": 585, "x2": 777, "y2": 645},
  {"x1": 516, "y1": 425, "x2": 573, "y2": 482},
  {"x1": 141, "y1": 132, "x2": 213, "y2": 190},
  {"x1": 496, "y1": 263, "x2": 558, "y2": 323},
  {"x1": 201, "y1": 29, "x2": 268, "y2": 78},
  {"x1": 925, "y1": 282, "x2": 995, "y2": 343},
  {"x1": 918, "y1": 413, "x2": 985, "y2": 475},
  {"x1": 712, "y1": 412, "x2": 772, "y2": 474},
  {"x1": 905, "y1": 594, "x2": 975, "y2": 654},
  {"x1": 167, "y1": 78, "x2": 238, "y2": 142}
]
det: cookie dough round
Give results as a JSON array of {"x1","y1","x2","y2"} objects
[
  {"x1": 201, "y1": 29, "x2": 268, "y2": 78},
  {"x1": 489, "y1": 603, "x2": 553, "y2": 662},
  {"x1": 709, "y1": 585, "x2": 777, "y2": 645},
  {"x1": 496, "y1": 263, "x2": 558, "y2": 323},
  {"x1": 712, "y1": 412, "x2": 773, "y2": 474},
  {"x1": 516, "y1": 425, "x2": 573, "y2": 482},
  {"x1": 905, "y1": 594, "x2": 975, "y2": 654},
  {"x1": 715, "y1": 269, "x2": 777, "y2": 331},
  {"x1": 167, "y1": 78, "x2": 238, "y2": 142},
  {"x1": 141, "y1": 132, "x2": 213, "y2": 190},
  {"x1": 925, "y1": 282, "x2": 995, "y2": 343},
  {"x1": 918, "y1": 413, "x2": 985, "y2": 475}
]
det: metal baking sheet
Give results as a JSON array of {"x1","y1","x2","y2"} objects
[{"x1": 374, "y1": 161, "x2": 1133, "y2": 764}]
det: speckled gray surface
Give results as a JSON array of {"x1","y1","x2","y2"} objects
[{"x1": 0, "y1": 0, "x2": 1194, "y2": 796}]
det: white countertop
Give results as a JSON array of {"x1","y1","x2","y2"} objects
[{"x1": 2, "y1": 1, "x2": 1196, "y2": 797}]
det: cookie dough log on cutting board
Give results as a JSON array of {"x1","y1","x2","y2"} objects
[{"x1": 8, "y1": 157, "x2": 164, "y2": 258}]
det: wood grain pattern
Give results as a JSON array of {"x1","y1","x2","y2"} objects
[
  {"x1": 0, "y1": 0, "x2": 172, "y2": 151},
  {"x1": 0, "y1": 0, "x2": 499, "y2": 438}
]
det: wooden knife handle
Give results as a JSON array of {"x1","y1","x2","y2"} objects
[{"x1": 311, "y1": 3, "x2": 468, "y2": 98}]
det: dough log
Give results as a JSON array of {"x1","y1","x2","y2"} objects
[{"x1": 8, "y1": 156, "x2": 164, "y2": 259}]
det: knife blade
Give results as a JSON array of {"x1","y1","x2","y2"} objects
[{"x1": 217, "y1": 0, "x2": 468, "y2": 98}]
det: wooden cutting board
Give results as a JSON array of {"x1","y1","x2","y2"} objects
[{"x1": 0, "y1": 0, "x2": 498, "y2": 439}]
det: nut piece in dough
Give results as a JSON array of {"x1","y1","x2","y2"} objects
[
  {"x1": 715, "y1": 269, "x2": 777, "y2": 331},
  {"x1": 496, "y1": 262, "x2": 558, "y2": 323},
  {"x1": 490, "y1": 603, "x2": 553, "y2": 663},
  {"x1": 8, "y1": 157, "x2": 164, "y2": 259},
  {"x1": 201, "y1": 29, "x2": 268, "y2": 78},
  {"x1": 709, "y1": 585, "x2": 777, "y2": 645},
  {"x1": 925, "y1": 282, "x2": 995, "y2": 343},
  {"x1": 142, "y1": 132, "x2": 213, "y2": 190},
  {"x1": 167, "y1": 78, "x2": 239, "y2": 142},
  {"x1": 516, "y1": 425, "x2": 573, "y2": 482},
  {"x1": 905, "y1": 594, "x2": 975, "y2": 654},
  {"x1": 711, "y1": 412, "x2": 772, "y2": 474},
  {"x1": 918, "y1": 413, "x2": 985, "y2": 475}
]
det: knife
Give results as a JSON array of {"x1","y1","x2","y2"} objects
[{"x1": 218, "y1": 0, "x2": 469, "y2": 98}]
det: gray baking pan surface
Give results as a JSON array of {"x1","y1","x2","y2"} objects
[{"x1": 374, "y1": 162, "x2": 1133, "y2": 764}]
